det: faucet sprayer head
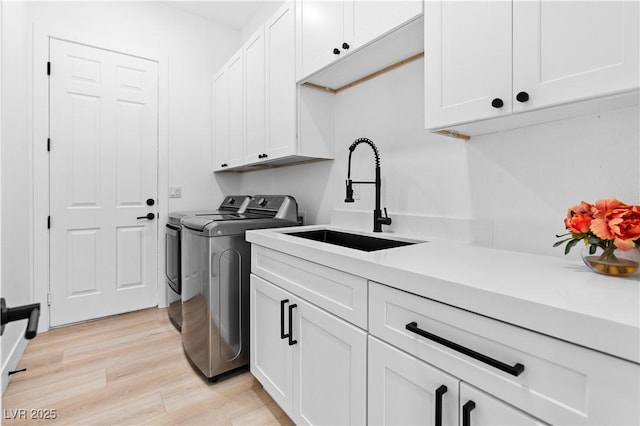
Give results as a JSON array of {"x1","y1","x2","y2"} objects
[{"x1": 345, "y1": 179, "x2": 354, "y2": 203}]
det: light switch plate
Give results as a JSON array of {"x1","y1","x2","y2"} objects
[{"x1": 169, "y1": 186, "x2": 182, "y2": 198}]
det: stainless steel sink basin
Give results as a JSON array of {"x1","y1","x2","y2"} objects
[{"x1": 287, "y1": 229, "x2": 418, "y2": 252}]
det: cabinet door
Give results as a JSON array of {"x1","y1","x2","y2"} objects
[
  {"x1": 291, "y1": 296, "x2": 367, "y2": 425},
  {"x1": 295, "y1": 0, "x2": 343, "y2": 80},
  {"x1": 250, "y1": 275, "x2": 293, "y2": 413},
  {"x1": 243, "y1": 26, "x2": 266, "y2": 164},
  {"x1": 212, "y1": 68, "x2": 229, "y2": 170},
  {"x1": 368, "y1": 336, "x2": 459, "y2": 426},
  {"x1": 344, "y1": 0, "x2": 422, "y2": 50},
  {"x1": 424, "y1": 0, "x2": 512, "y2": 129},
  {"x1": 460, "y1": 383, "x2": 546, "y2": 426},
  {"x1": 227, "y1": 51, "x2": 244, "y2": 167},
  {"x1": 513, "y1": 1, "x2": 639, "y2": 112},
  {"x1": 266, "y1": 1, "x2": 297, "y2": 160}
]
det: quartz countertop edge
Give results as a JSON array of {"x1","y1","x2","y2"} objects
[{"x1": 246, "y1": 225, "x2": 640, "y2": 365}]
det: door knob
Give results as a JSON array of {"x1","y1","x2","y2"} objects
[
  {"x1": 146, "y1": 198, "x2": 155, "y2": 206},
  {"x1": 516, "y1": 91, "x2": 530, "y2": 102},
  {"x1": 137, "y1": 213, "x2": 155, "y2": 220},
  {"x1": 491, "y1": 98, "x2": 504, "y2": 108},
  {"x1": 333, "y1": 48, "x2": 340, "y2": 55},
  {"x1": 342, "y1": 42, "x2": 350, "y2": 50}
]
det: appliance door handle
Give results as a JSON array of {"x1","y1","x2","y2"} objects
[
  {"x1": 462, "y1": 400, "x2": 475, "y2": 426},
  {"x1": 288, "y1": 304, "x2": 297, "y2": 346},
  {"x1": 280, "y1": 299, "x2": 289, "y2": 339},
  {"x1": 165, "y1": 223, "x2": 180, "y2": 232},
  {"x1": 405, "y1": 322, "x2": 525, "y2": 377},
  {"x1": 435, "y1": 385, "x2": 447, "y2": 426}
]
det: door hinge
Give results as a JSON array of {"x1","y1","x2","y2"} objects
[
  {"x1": 47, "y1": 61, "x2": 51, "y2": 76},
  {"x1": 47, "y1": 138, "x2": 51, "y2": 152},
  {"x1": 47, "y1": 292, "x2": 52, "y2": 306},
  {"x1": 47, "y1": 216, "x2": 51, "y2": 229}
]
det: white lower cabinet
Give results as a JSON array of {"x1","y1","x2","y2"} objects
[
  {"x1": 368, "y1": 336, "x2": 459, "y2": 426},
  {"x1": 250, "y1": 274, "x2": 367, "y2": 425}
]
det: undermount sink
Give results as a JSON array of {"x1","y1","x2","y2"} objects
[{"x1": 287, "y1": 229, "x2": 418, "y2": 252}]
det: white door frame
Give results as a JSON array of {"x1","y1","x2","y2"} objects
[{"x1": 33, "y1": 23, "x2": 169, "y2": 332}]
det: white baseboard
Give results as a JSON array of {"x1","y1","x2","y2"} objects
[{"x1": 2, "y1": 332, "x2": 29, "y2": 394}]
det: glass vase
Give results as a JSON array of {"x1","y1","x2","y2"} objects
[{"x1": 581, "y1": 245, "x2": 640, "y2": 277}]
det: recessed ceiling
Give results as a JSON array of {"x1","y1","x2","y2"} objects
[{"x1": 163, "y1": 1, "x2": 275, "y2": 30}]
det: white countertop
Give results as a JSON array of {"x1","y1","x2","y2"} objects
[{"x1": 247, "y1": 225, "x2": 640, "y2": 364}]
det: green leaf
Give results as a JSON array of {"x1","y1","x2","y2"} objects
[
  {"x1": 555, "y1": 233, "x2": 571, "y2": 238},
  {"x1": 553, "y1": 238, "x2": 573, "y2": 247},
  {"x1": 565, "y1": 238, "x2": 580, "y2": 255}
]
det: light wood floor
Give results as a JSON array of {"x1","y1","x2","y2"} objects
[{"x1": 2, "y1": 308, "x2": 293, "y2": 425}]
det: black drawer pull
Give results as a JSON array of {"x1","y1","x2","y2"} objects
[
  {"x1": 435, "y1": 385, "x2": 447, "y2": 426},
  {"x1": 280, "y1": 299, "x2": 289, "y2": 339},
  {"x1": 405, "y1": 322, "x2": 525, "y2": 377},
  {"x1": 462, "y1": 400, "x2": 475, "y2": 426},
  {"x1": 288, "y1": 304, "x2": 297, "y2": 346}
]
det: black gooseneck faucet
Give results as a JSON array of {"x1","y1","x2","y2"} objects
[{"x1": 345, "y1": 137, "x2": 392, "y2": 232}]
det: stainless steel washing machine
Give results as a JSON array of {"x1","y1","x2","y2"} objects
[{"x1": 180, "y1": 195, "x2": 298, "y2": 381}]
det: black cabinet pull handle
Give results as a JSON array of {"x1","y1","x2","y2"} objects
[
  {"x1": 491, "y1": 98, "x2": 504, "y2": 108},
  {"x1": 280, "y1": 299, "x2": 289, "y2": 339},
  {"x1": 288, "y1": 304, "x2": 297, "y2": 346},
  {"x1": 405, "y1": 322, "x2": 525, "y2": 376},
  {"x1": 516, "y1": 91, "x2": 530, "y2": 102},
  {"x1": 136, "y1": 213, "x2": 155, "y2": 220},
  {"x1": 435, "y1": 385, "x2": 447, "y2": 426},
  {"x1": 1, "y1": 298, "x2": 41, "y2": 340},
  {"x1": 462, "y1": 401, "x2": 475, "y2": 426},
  {"x1": 342, "y1": 42, "x2": 350, "y2": 50},
  {"x1": 333, "y1": 48, "x2": 340, "y2": 55}
]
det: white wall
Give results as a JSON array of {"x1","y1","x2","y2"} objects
[
  {"x1": 1, "y1": 0, "x2": 242, "y2": 391},
  {"x1": 232, "y1": 58, "x2": 639, "y2": 257}
]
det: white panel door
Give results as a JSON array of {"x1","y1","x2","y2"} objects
[
  {"x1": 513, "y1": 1, "x2": 639, "y2": 112},
  {"x1": 243, "y1": 26, "x2": 266, "y2": 164},
  {"x1": 250, "y1": 275, "x2": 293, "y2": 414},
  {"x1": 266, "y1": 1, "x2": 297, "y2": 160},
  {"x1": 291, "y1": 294, "x2": 367, "y2": 425},
  {"x1": 227, "y1": 51, "x2": 244, "y2": 167},
  {"x1": 424, "y1": 0, "x2": 512, "y2": 129},
  {"x1": 295, "y1": 0, "x2": 344, "y2": 80},
  {"x1": 460, "y1": 383, "x2": 546, "y2": 426},
  {"x1": 49, "y1": 38, "x2": 158, "y2": 327},
  {"x1": 213, "y1": 67, "x2": 230, "y2": 170},
  {"x1": 345, "y1": 0, "x2": 422, "y2": 50},
  {"x1": 368, "y1": 336, "x2": 459, "y2": 426}
]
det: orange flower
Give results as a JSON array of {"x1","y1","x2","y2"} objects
[
  {"x1": 593, "y1": 198, "x2": 627, "y2": 219},
  {"x1": 564, "y1": 201, "x2": 594, "y2": 234},
  {"x1": 607, "y1": 206, "x2": 640, "y2": 250}
]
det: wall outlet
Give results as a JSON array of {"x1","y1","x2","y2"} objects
[
  {"x1": 352, "y1": 184, "x2": 361, "y2": 200},
  {"x1": 169, "y1": 186, "x2": 182, "y2": 198}
]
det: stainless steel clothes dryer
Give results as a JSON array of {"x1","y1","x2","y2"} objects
[{"x1": 180, "y1": 195, "x2": 298, "y2": 381}]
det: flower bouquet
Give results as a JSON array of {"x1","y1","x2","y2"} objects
[{"x1": 555, "y1": 198, "x2": 640, "y2": 276}]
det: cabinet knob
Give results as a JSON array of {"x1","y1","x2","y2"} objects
[
  {"x1": 333, "y1": 48, "x2": 340, "y2": 55},
  {"x1": 491, "y1": 98, "x2": 504, "y2": 109},
  {"x1": 342, "y1": 42, "x2": 350, "y2": 50},
  {"x1": 516, "y1": 91, "x2": 530, "y2": 103},
  {"x1": 221, "y1": 163, "x2": 228, "y2": 168}
]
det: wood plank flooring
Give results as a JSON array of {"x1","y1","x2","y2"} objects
[{"x1": 2, "y1": 308, "x2": 293, "y2": 425}]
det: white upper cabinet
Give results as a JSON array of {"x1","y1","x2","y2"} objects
[
  {"x1": 425, "y1": 0, "x2": 639, "y2": 134},
  {"x1": 512, "y1": 1, "x2": 639, "y2": 112},
  {"x1": 213, "y1": 51, "x2": 243, "y2": 170},
  {"x1": 424, "y1": 0, "x2": 512, "y2": 128},
  {"x1": 243, "y1": 26, "x2": 266, "y2": 164},
  {"x1": 296, "y1": 0, "x2": 423, "y2": 82},
  {"x1": 266, "y1": 2, "x2": 297, "y2": 160},
  {"x1": 296, "y1": 0, "x2": 344, "y2": 81}
]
